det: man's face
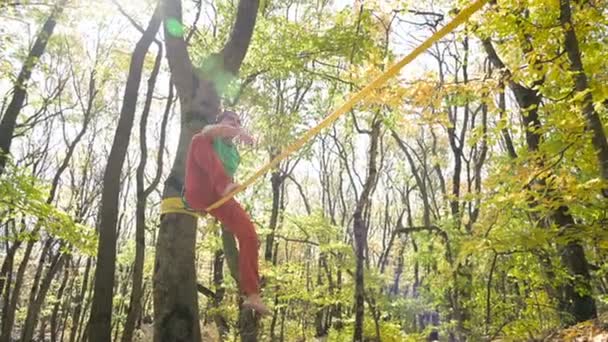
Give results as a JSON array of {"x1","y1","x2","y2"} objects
[{"x1": 221, "y1": 113, "x2": 241, "y2": 128}]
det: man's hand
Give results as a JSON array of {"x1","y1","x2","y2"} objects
[
  {"x1": 236, "y1": 130, "x2": 255, "y2": 146},
  {"x1": 221, "y1": 182, "x2": 240, "y2": 197}
]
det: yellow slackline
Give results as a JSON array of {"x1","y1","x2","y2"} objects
[
  {"x1": 160, "y1": 197, "x2": 203, "y2": 218},
  {"x1": 161, "y1": 0, "x2": 488, "y2": 216},
  {"x1": 205, "y1": 0, "x2": 488, "y2": 212},
  {"x1": 160, "y1": 197, "x2": 219, "y2": 232}
]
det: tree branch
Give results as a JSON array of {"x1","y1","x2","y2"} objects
[{"x1": 197, "y1": 283, "x2": 215, "y2": 298}]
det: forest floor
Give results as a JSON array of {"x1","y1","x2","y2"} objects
[{"x1": 538, "y1": 312, "x2": 608, "y2": 341}]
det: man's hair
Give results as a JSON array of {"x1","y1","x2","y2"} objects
[{"x1": 216, "y1": 110, "x2": 240, "y2": 123}]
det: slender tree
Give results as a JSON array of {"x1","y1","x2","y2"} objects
[
  {"x1": 0, "y1": 0, "x2": 67, "y2": 175},
  {"x1": 88, "y1": 4, "x2": 162, "y2": 341}
]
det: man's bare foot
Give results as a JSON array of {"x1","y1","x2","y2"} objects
[{"x1": 243, "y1": 294, "x2": 270, "y2": 316}]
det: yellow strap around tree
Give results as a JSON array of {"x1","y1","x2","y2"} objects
[
  {"x1": 204, "y1": 0, "x2": 488, "y2": 212},
  {"x1": 160, "y1": 197, "x2": 203, "y2": 219}
]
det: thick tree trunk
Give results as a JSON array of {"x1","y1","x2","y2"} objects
[
  {"x1": 154, "y1": 214, "x2": 201, "y2": 341},
  {"x1": 153, "y1": 0, "x2": 259, "y2": 341},
  {"x1": 238, "y1": 304, "x2": 259, "y2": 342},
  {"x1": 553, "y1": 206, "x2": 597, "y2": 322},
  {"x1": 0, "y1": 0, "x2": 66, "y2": 175},
  {"x1": 88, "y1": 5, "x2": 161, "y2": 341}
]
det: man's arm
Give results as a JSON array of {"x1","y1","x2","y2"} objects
[
  {"x1": 200, "y1": 124, "x2": 254, "y2": 145},
  {"x1": 192, "y1": 135, "x2": 232, "y2": 197}
]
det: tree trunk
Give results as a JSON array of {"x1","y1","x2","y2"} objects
[
  {"x1": 68, "y1": 257, "x2": 91, "y2": 342},
  {"x1": 113, "y1": 267, "x2": 131, "y2": 341},
  {"x1": 0, "y1": 262, "x2": 12, "y2": 341},
  {"x1": 264, "y1": 171, "x2": 282, "y2": 262},
  {"x1": 239, "y1": 305, "x2": 259, "y2": 342},
  {"x1": 266, "y1": 170, "x2": 282, "y2": 340},
  {"x1": 482, "y1": 35, "x2": 597, "y2": 323},
  {"x1": 553, "y1": 206, "x2": 597, "y2": 322},
  {"x1": 122, "y1": 38, "x2": 169, "y2": 342},
  {"x1": 88, "y1": 5, "x2": 161, "y2": 341},
  {"x1": 50, "y1": 259, "x2": 71, "y2": 342},
  {"x1": 0, "y1": 237, "x2": 35, "y2": 341},
  {"x1": 212, "y1": 249, "x2": 230, "y2": 338},
  {"x1": 77, "y1": 274, "x2": 95, "y2": 342},
  {"x1": 21, "y1": 252, "x2": 67, "y2": 342},
  {"x1": 153, "y1": 0, "x2": 259, "y2": 341},
  {"x1": 353, "y1": 118, "x2": 381, "y2": 341},
  {"x1": 59, "y1": 271, "x2": 75, "y2": 342},
  {"x1": 0, "y1": 0, "x2": 66, "y2": 175},
  {"x1": 0, "y1": 239, "x2": 21, "y2": 301},
  {"x1": 559, "y1": 0, "x2": 608, "y2": 191},
  {"x1": 153, "y1": 214, "x2": 201, "y2": 341}
]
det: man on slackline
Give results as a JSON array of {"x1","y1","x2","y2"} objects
[{"x1": 184, "y1": 109, "x2": 269, "y2": 315}]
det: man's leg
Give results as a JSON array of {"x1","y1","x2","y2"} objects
[{"x1": 208, "y1": 199, "x2": 260, "y2": 297}]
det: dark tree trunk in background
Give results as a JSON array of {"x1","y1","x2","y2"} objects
[
  {"x1": 483, "y1": 33, "x2": 596, "y2": 323},
  {"x1": 0, "y1": 239, "x2": 21, "y2": 303},
  {"x1": 50, "y1": 259, "x2": 71, "y2": 342},
  {"x1": 88, "y1": 4, "x2": 162, "y2": 341},
  {"x1": 69, "y1": 257, "x2": 91, "y2": 342},
  {"x1": 122, "y1": 37, "x2": 171, "y2": 342},
  {"x1": 559, "y1": 0, "x2": 608, "y2": 192},
  {"x1": 0, "y1": 0, "x2": 66, "y2": 175},
  {"x1": 353, "y1": 118, "x2": 381, "y2": 341},
  {"x1": 0, "y1": 235, "x2": 34, "y2": 341},
  {"x1": 264, "y1": 171, "x2": 282, "y2": 262},
  {"x1": 212, "y1": 248, "x2": 230, "y2": 338},
  {"x1": 21, "y1": 252, "x2": 67, "y2": 342}
]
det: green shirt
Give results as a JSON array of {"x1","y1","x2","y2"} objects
[{"x1": 213, "y1": 138, "x2": 240, "y2": 178}]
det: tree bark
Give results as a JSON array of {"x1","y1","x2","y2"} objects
[
  {"x1": 21, "y1": 251, "x2": 67, "y2": 342},
  {"x1": 353, "y1": 118, "x2": 381, "y2": 341},
  {"x1": 211, "y1": 248, "x2": 230, "y2": 338},
  {"x1": 122, "y1": 38, "x2": 170, "y2": 342},
  {"x1": 69, "y1": 257, "x2": 91, "y2": 342},
  {"x1": 88, "y1": 4, "x2": 162, "y2": 341},
  {"x1": 153, "y1": 0, "x2": 259, "y2": 340},
  {"x1": 0, "y1": 238, "x2": 21, "y2": 302},
  {"x1": 264, "y1": 171, "x2": 282, "y2": 262},
  {"x1": 482, "y1": 34, "x2": 597, "y2": 323},
  {"x1": 0, "y1": 236, "x2": 35, "y2": 341},
  {"x1": 50, "y1": 258, "x2": 71, "y2": 342},
  {"x1": 559, "y1": 0, "x2": 608, "y2": 193},
  {"x1": 0, "y1": 0, "x2": 66, "y2": 175}
]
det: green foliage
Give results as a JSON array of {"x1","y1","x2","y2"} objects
[
  {"x1": 3, "y1": 0, "x2": 608, "y2": 340},
  {"x1": 0, "y1": 162, "x2": 97, "y2": 254}
]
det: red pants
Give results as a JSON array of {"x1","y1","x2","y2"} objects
[{"x1": 208, "y1": 199, "x2": 259, "y2": 295}]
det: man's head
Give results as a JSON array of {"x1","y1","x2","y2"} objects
[{"x1": 217, "y1": 110, "x2": 242, "y2": 128}]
